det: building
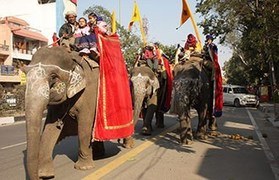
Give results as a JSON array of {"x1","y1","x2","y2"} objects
[
  {"x1": 0, "y1": 0, "x2": 57, "y2": 89},
  {"x1": 0, "y1": 16, "x2": 48, "y2": 88}
]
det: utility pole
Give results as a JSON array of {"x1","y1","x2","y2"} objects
[{"x1": 118, "y1": 0, "x2": 121, "y2": 25}]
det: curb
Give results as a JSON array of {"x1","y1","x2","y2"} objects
[
  {"x1": 258, "y1": 103, "x2": 279, "y2": 127},
  {"x1": 0, "y1": 115, "x2": 25, "y2": 126}
]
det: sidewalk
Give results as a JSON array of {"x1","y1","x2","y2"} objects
[{"x1": 258, "y1": 102, "x2": 279, "y2": 127}]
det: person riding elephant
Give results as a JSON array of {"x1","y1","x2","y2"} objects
[
  {"x1": 142, "y1": 43, "x2": 159, "y2": 73},
  {"x1": 59, "y1": 11, "x2": 78, "y2": 48},
  {"x1": 202, "y1": 34, "x2": 223, "y2": 130}
]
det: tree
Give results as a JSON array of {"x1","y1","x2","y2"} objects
[{"x1": 196, "y1": 0, "x2": 279, "y2": 86}]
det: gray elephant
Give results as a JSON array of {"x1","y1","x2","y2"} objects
[
  {"x1": 130, "y1": 66, "x2": 160, "y2": 135},
  {"x1": 171, "y1": 55, "x2": 212, "y2": 145},
  {"x1": 23, "y1": 46, "x2": 100, "y2": 179}
]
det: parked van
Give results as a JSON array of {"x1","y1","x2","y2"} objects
[{"x1": 223, "y1": 85, "x2": 259, "y2": 107}]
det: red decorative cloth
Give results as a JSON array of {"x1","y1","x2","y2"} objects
[
  {"x1": 93, "y1": 32, "x2": 134, "y2": 141},
  {"x1": 212, "y1": 47, "x2": 223, "y2": 117},
  {"x1": 162, "y1": 56, "x2": 173, "y2": 112}
]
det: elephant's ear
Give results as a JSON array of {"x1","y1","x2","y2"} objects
[
  {"x1": 67, "y1": 65, "x2": 86, "y2": 98},
  {"x1": 149, "y1": 77, "x2": 160, "y2": 94}
]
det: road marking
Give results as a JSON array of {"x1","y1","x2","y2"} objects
[
  {"x1": 247, "y1": 109, "x2": 279, "y2": 180},
  {"x1": 83, "y1": 123, "x2": 179, "y2": 180},
  {"x1": 1, "y1": 141, "x2": 26, "y2": 150}
]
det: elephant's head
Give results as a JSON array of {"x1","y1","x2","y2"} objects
[
  {"x1": 22, "y1": 46, "x2": 96, "y2": 179},
  {"x1": 130, "y1": 68, "x2": 159, "y2": 125}
]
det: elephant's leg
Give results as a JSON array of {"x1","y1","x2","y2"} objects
[
  {"x1": 74, "y1": 107, "x2": 95, "y2": 170},
  {"x1": 155, "y1": 110, "x2": 165, "y2": 128},
  {"x1": 38, "y1": 116, "x2": 63, "y2": 178},
  {"x1": 142, "y1": 104, "x2": 157, "y2": 135},
  {"x1": 196, "y1": 106, "x2": 208, "y2": 140},
  {"x1": 179, "y1": 113, "x2": 193, "y2": 145},
  {"x1": 142, "y1": 94, "x2": 157, "y2": 135},
  {"x1": 208, "y1": 116, "x2": 218, "y2": 131}
]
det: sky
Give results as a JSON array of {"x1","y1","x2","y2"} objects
[{"x1": 77, "y1": 0, "x2": 232, "y2": 69}]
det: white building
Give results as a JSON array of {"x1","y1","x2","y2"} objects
[{"x1": 0, "y1": 0, "x2": 57, "y2": 43}]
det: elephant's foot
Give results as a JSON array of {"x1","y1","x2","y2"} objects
[
  {"x1": 74, "y1": 159, "x2": 95, "y2": 170},
  {"x1": 38, "y1": 162, "x2": 55, "y2": 179},
  {"x1": 195, "y1": 131, "x2": 208, "y2": 140},
  {"x1": 180, "y1": 138, "x2": 193, "y2": 146},
  {"x1": 155, "y1": 122, "x2": 165, "y2": 128},
  {"x1": 208, "y1": 116, "x2": 218, "y2": 131},
  {"x1": 207, "y1": 130, "x2": 220, "y2": 137},
  {"x1": 123, "y1": 137, "x2": 135, "y2": 149},
  {"x1": 180, "y1": 132, "x2": 194, "y2": 145},
  {"x1": 141, "y1": 127, "x2": 152, "y2": 136}
]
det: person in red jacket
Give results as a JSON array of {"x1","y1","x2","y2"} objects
[{"x1": 142, "y1": 43, "x2": 158, "y2": 72}]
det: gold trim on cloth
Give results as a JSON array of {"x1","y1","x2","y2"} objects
[{"x1": 98, "y1": 34, "x2": 133, "y2": 130}]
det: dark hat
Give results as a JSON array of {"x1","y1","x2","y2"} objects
[
  {"x1": 97, "y1": 16, "x2": 103, "y2": 21},
  {"x1": 206, "y1": 34, "x2": 214, "y2": 40}
]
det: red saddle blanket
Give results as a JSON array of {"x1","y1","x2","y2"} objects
[{"x1": 93, "y1": 33, "x2": 134, "y2": 141}]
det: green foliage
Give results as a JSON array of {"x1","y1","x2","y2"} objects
[
  {"x1": 273, "y1": 89, "x2": 279, "y2": 103},
  {"x1": 196, "y1": 0, "x2": 279, "y2": 86},
  {"x1": 0, "y1": 85, "x2": 25, "y2": 117}
]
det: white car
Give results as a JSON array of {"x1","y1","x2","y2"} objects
[{"x1": 223, "y1": 85, "x2": 259, "y2": 107}]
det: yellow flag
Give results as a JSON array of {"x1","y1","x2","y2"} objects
[
  {"x1": 128, "y1": 2, "x2": 141, "y2": 31},
  {"x1": 180, "y1": 0, "x2": 191, "y2": 26},
  {"x1": 111, "y1": 10, "x2": 116, "y2": 33}
]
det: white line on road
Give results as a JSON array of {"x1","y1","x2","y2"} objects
[
  {"x1": 247, "y1": 108, "x2": 279, "y2": 180},
  {"x1": 1, "y1": 142, "x2": 26, "y2": 150}
]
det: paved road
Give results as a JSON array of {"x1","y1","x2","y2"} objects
[{"x1": 0, "y1": 106, "x2": 278, "y2": 180}]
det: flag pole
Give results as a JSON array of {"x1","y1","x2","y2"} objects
[
  {"x1": 185, "y1": 0, "x2": 203, "y2": 48},
  {"x1": 139, "y1": 18, "x2": 147, "y2": 45}
]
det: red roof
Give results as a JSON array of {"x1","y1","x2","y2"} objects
[
  {"x1": 12, "y1": 28, "x2": 48, "y2": 42},
  {"x1": 5, "y1": 16, "x2": 29, "y2": 26}
]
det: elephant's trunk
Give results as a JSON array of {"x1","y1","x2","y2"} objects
[
  {"x1": 25, "y1": 69, "x2": 49, "y2": 179},
  {"x1": 133, "y1": 92, "x2": 145, "y2": 126}
]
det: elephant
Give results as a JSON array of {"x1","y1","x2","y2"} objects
[
  {"x1": 130, "y1": 66, "x2": 161, "y2": 136},
  {"x1": 23, "y1": 46, "x2": 100, "y2": 179},
  {"x1": 171, "y1": 55, "x2": 215, "y2": 145}
]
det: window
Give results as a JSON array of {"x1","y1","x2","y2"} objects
[
  {"x1": 233, "y1": 87, "x2": 248, "y2": 94},
  {"x1": 223, "y1": 87, "x2": 228, "y2": 93}
]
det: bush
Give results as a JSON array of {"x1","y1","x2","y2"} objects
[
  {"x1": 273, "y1": 88, "x2": 279, "y2": 103},
  {"x1": 0, "y1": 85, "x2": 26, "y2": 117}
]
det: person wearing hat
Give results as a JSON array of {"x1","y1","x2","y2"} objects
[
  {"x1": 203, "y1": 34, "x2": 223, "y2": 128},
  {"x1": 183, "y1": 33, "x2": 198, "y2": 60},
  {"x1": 59, "y1": 11, "x2": 78, "y2": 47},
  {"x1": 142, "y1": 43, "x2": 159, "y2": 73}
]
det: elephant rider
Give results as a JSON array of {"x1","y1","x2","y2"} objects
[
  {"x1": 154, "y1": 42, "x2": 167, "y2": 73},
  {"x1": 202, "y1": 34, "x2": 216, "y2": 80},
  {"x1": 202, "y1": 34, "x2": 223, "y2": 120},
  {"x1": 142, "y1": 43, "x2": 159, "y2": 73},
  {"x1": 59, "y1": 11, "x2": 78, "y2": 48},
  {"x1": 184, "y1": 33, "x2": 202, "y2": 60}
]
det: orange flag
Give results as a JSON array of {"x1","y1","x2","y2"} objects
[{"x1": 179, "y1": 0, "x2": 191, "y2": 27}]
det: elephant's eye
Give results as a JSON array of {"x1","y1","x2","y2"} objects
[{"x1": 49, "y1": 74, "x2": 58, "y2": 87}]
